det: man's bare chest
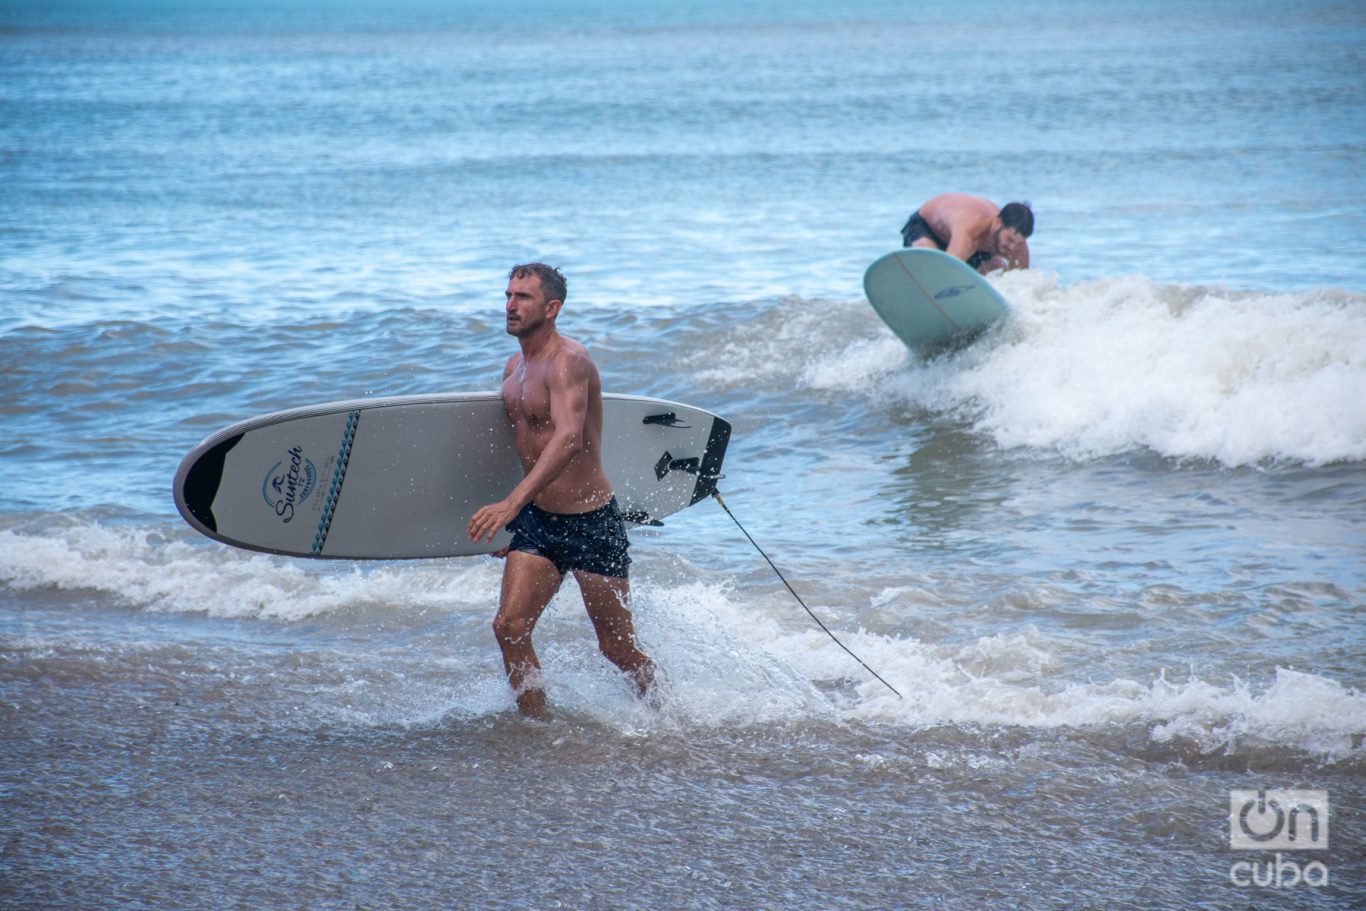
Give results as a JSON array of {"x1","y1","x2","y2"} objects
[{"x1": 503, "y1": 369, "x2": 553, "y2": 429}]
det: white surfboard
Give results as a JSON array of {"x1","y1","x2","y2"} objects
[
  {"x1": 173, "y1": 392, "x2": 731, "y2": 560},
  {"x1": 863, "y1": 248, "x2": 1010, "y2": 356}
]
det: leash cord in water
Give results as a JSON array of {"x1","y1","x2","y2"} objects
[{"x1": 711, "y1": 491, "x2": 904, "y2": 700}]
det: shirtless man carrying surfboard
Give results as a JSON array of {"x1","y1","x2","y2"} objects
[
  {"x1": 468, "y1": 263, "x2": 655, "y2": 718},
  {"x1": 901, "y1": 193, "x2": 1034, "y2": 274}
]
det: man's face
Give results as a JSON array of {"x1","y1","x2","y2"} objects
[
  {"x1": 995, "y1": 226, "x2": 1027, "y2": 258},
  {"x1": 504, "y1": 274, "x2": 553, "y2": 337}
]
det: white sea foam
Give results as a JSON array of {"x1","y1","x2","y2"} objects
[
  {"x1": 690, "y1": 296, "x2": 880, "y2": 389},
  {"x1": 820, "y1": 632, "x2": 1364, "y2": 761},
  {"x1": 808, "y1": 274, "x2": 1366, "y2": 467},
  {"x1": 5, "y1": 521, "x2": 1362, "y2": 759},
  {"x1": 0, "y1": 521, "x2": 501, "y2": 622},
  {"x1": 723, "y1": 590, "x2": 1364, "y2": 762}
]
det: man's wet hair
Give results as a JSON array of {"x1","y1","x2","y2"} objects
[
  {"x1": 509, "y1": 262, "x2": 567, "y2": 304},
  {"x1": 1000, "y1": 202, "x2": 1035, "y2": 238}
]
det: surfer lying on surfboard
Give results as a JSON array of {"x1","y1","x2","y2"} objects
[
  {"x1": 900, "y1": 193, "x2": 1033, "y2": 274},
  {"x1": 467, "y1": 263, "x2": 656, "y2": 719}
]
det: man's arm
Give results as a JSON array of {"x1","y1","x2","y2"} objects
[
  {"x1": 943, "y1": 210, "x2": 992, "y2": 263},
  {"x1": 500, "y1": 351, "x2": 591, "y2": 513},
  {"x1": 979, "y1": 241, "x2": 1029, "y2": 274},
  {"x1": 467, "y1": 351, "x2": 592, "y2": 544}
]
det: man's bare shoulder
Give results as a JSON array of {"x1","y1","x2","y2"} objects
[{"x1": 547, "y1": 337, "x2": 598, "y2": 382}]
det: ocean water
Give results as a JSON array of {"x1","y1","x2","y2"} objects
[{"x1": 2, "y1": 1, "x2": 1364, "y2": 909}]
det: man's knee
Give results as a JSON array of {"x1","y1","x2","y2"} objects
[{"x1": 493, "y1": 612, "x2": 535, "y2": 647}]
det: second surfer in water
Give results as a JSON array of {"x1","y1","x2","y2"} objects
[
  {"x1": 901, "y1": 193, "x2": 1033, "y2": 274},
  {"x1": 467, "y1": 263, "x2": 656, "y2": 718}
]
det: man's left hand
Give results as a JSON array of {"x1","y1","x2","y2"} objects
[{"x1": 468, "y1": 499, "x2": 519, "y2": 544}]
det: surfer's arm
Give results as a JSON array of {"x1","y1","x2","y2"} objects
[
  {"x1": 506, "y1": 354, "x2": 591, "y2": 509},
  {"x1": 468, "y1": 353, "x2": 592, "y2": 544},
  {"x1": 942, "y1": 212, "x2": 988, "y2": 263}
]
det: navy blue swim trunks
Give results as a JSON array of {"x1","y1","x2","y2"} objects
[
  {"x1": 901, "y1": 211, "x2": 946, "y2": 249},
  {"x1": 506, "y1": 498, "x2": 631, "y2": 578}
]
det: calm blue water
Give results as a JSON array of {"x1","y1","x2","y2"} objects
[{"x1": 2, "y1": 2, "x2": 1364, "y2": 909}]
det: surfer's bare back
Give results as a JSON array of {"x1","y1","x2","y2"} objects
[{"x1": 468, "y1": 263, "x2": 655, "y2": 718}]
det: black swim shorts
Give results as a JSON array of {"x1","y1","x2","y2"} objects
[
  {"x1": 900, "y1": 211, "x2": 946, "y2": 248},
  {"x1": 506, "y1": 498, "x2": 631, "y2": 578}
]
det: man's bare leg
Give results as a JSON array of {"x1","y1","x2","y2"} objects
[
  {"x1": 575, "y1": 570, "x2": 656, "y2": 698},
  {"x1": 493, "y1": 550, "x2": 562, "y2": 719}
]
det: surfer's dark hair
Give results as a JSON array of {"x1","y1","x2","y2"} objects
[
  {"x1": 509, "y1": 262, "x2": 567, "y2": 305},
  {"x1": 999, "y1": 202, "x2": 1035, "y2": 238}
]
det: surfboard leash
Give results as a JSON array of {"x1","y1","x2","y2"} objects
[{"x1": 710, "y1": 491, "x2": 904, "y2": 700}]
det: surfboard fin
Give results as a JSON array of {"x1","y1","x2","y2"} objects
[{"x1": 654, "y1": 451, "x2": 700, "y2": 480}]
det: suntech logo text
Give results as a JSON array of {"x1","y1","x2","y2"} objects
[
  {"x1": 1228, "y1": 789, "x2": 1329, "y2": 889},
  {"x1": 262, "y1": 446, "x2": 317, "y2": 523}
]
